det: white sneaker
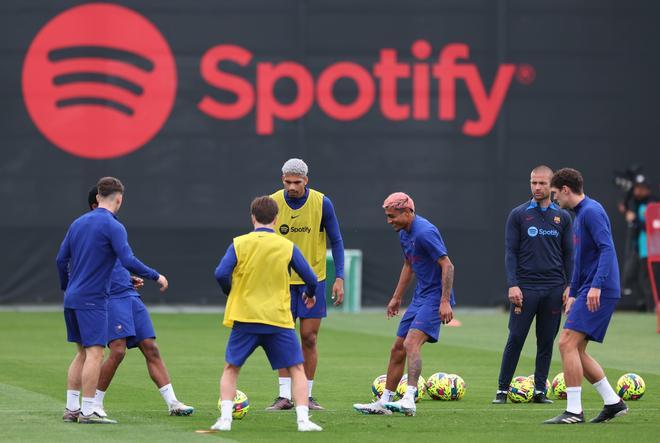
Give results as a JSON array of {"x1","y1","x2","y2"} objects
[
  {"x1": 297, "y1": 420, "x2": 323, "y2": 432},
  {"x1": 169, "y1": 400, "x2": 194, "y2": 416},
  {"x1": 353, "y1": 401, "x2": 393, "y2": 415},
  {"x1": 384, "y1": 398, "x2": 416, "y2": 416},
  {"x1": 211, "y1": 417, "x2": 232, "y2": 431},
  {"x1": 94, "y1": 405, "x2": 108, "y2": 418}
]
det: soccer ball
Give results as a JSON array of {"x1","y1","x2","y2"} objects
[
  {"x1": 616, "y1": 373, "x2": 646, "y2": 400},
  {"x1": 427, "y1": 372, "x2": 465, "y2": 401},
  {"x1": 395, "y1": 374, "x2": 426, "y2": 402},
  {"x1": 371, "y1": 374, "x2": 387, "y2": 400},
  {"x1": 527, "y1": 374, "x2": 551, "y2": 394},
  {"x1": 217, "y1": 390, "x2": 250, "y2": 420},
  {"x1": 508, "y1": 376, "x2": 534, "y2": 403},
  {"x1": 426, "y1": 372, "x2": 448, "y2": 400},
  {"x1": 551, "y1": 373, "x2": 567, "y2": 400}
]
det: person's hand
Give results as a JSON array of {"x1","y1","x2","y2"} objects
[
  {"x1": 625, "y1": 210, "x2": 636, "y2": 223},
  {"x1": 439, "y1": 299, "x2": 453, "y2": 324},
  {"x1": 386, "y1": 297, "x2": 401, "y2": 319},
  {"x1": 331, "y1": 278, "x2": 344, "y2": 306},
  {"x1": 586, "y1": 287, "x2": 601, "y2": 312},
  {"x1": 508, "y1": 286, "x2": 523, "y2": 307},
  {"x1": 157, "y1": 274, "x2": 169, "y2": 292},
  {"x1": 302, "y1": 292, "x2": 316, "y2": 309},
  {"x1": 562, "y1": 286, "x2": 570, "y2": 306},
  {"x1": 564, "y1": 296, "x2": 575, "y2": 314},
  {"x1": 131, "y1": 275, "x2": 144, "y2": 290}
]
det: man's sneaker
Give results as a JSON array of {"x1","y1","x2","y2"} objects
[
  {"x1": 384, "y1": 398, "x2": 416, "y2": 416},
  {"x1": 265, "y1": 396, "x2": 294, "y2": 411},
  {"x1": 492, "y1": 391, "x2": 507, "y2": 404},
  {"x1": 543, "y1": 411, "x2": 584, "y2": 424},
  {"x1": 169, "y1": 401, "x2": 194, "y2": 416},
  {"x1": 590, "y1": 400, "x2": 628, "y2": 423},
  {"x1": 78, "y1": 412, "x2": 118, "y2": 424},
  {"x1": 62, "y1": 408, "x2": 80, "y2": 422},
  {"x1": 210, "y1": 417, "x2": 232, "y2": 431},
  {"x1": 532, "y1": 392, "x2": 553, "y2": 404},
  {"x1": 308, "y1": 397, "x2": 324, "y2": 410},
  {"x1": 297, "y1": 419, "x2": 323, "y2": 432},
  {"x1": 353, "y1": 401, "x2": 392, "y2": 415}
]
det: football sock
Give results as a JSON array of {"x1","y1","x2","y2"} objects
[
  {"x1": 296, "y1": 405, "x2": 309, "y2": 422},
  {"x1": 220, "y1": 400, "x2": 233, "y2": 420},
  {"x1": 94, "y1": 389, "x2": 105, "y2": 407},
  {"x1": 566, "y1": 386, "x2": 582, "y2": 414},
  {"x1": 307, "y1": 380, "x2": 314, "y2": 397},
  {"x1": 403, "y1": 386, "x2": 417, "y2": 402},
  {"x1": 66, "y1": 390, "x2": 80, "y2": 411},
  {"x1": 379, "y1": 389, "x2": 395, "y2": 404},
  {"x1": 279, "y1": 377, "x2": 292, "y2": 400},
  {"x1": 159, "y1": 383, "x2": 178, "y2": 407},
  {"x1": 81, "y1": 397, "x2": 95, "y2": 416},
  {"x1": 592, "y1": 377, "x2": 620, "y2": 405}
]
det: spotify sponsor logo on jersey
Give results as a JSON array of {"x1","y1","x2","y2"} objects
[
  {"x1": 527, "y1": 226, "x2": 559, "y2": 238},
  {"x1": 279, "y1": 224, "x2": 311, "y2": 235}
]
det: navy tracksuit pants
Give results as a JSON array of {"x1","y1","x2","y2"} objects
[{"x1": 497, "y1": 285, "x2": 564, "y2": 392}]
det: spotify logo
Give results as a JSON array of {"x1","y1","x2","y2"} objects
[{"x1": 22, "y1": 3, "x2": 177, "y2": 159}]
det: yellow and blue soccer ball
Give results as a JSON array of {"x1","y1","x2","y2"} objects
[
  {"x1": 426, "y1": 372, "x2": 448, "y2": 400},
  {"x1": 551, "y1": 372, "x2": 567, "y2": 400},
  {"x1": 371, "y1": 374, "x2": 387, "y2": 400},
  {"x1": 527, "y1": 374, "x2": 551, "y2": 394},
  {"x1": 217, "y1": 389, "x2": 250, "y2": 420},
  {"x1": 617, "y1": 373, "x2": 646, "y2": 400},
  {"x1": 395, "y1": 374, "x2": 426, "y2": 402},
  {"x1": 508, "y1": 376, "x2": 534, "y2": 403},
  {"x1": 426, "y1": 372, "x2": 465, "y2": 400}
]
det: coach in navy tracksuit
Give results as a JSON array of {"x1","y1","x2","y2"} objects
[{"x1": 493, "y1": 166, "x2": 573, "y2": 404}]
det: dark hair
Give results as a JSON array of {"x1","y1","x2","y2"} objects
[
  {"x1": 551, "y1": 168, "x2": 584, "y2": 194},
  {"x1": 97, "y1": 177, "x2": 124, "y2": 198},
  {"x1": 251, "y1": 196, "x2": 279, "y2": 224},
  {"x1": 88, "y1": 186, "x2": 98, "y2": 210}
]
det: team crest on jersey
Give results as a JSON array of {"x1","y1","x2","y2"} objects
[{"x1": 553, "y1": 216, "x2": 561, "y2": 224}]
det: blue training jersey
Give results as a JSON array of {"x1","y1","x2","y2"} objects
[
  {"x1": 570, "y1": 196, "x2": 621, "y2": 298},
  {"x1": 108, "y1": 260, "x2": 139, "y2": 298},
  {"x1": 399, "y1": 215, "x2": 455, "y2": 304},
  {"x1": 56, "y1": 208, "x2": 159, "y2": 309}
]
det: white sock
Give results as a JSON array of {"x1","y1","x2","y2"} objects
[
  {"x1": 66, "y1": 390, "x2": 80, "y2": 411},
  {"x1": 220, "y1": 400, "x2": 233, "y2": 420},
  {"x1": 592, "y1": 377, "x2": 620, "y2": 405},
  {"x1": 94, "y1": 389, "x2": 105, "y2": 407},
  {"x1": 307, "y1": 380, "x2": 314, "y2": 397},
  {"x1": 279, "y1": 377, "x2": 292, "y2": 400},
  {"x1": 81, "y1": 397, "x2": 95, "y2": 416},
  {"x1": 566, "y1": 387, "x2": 582, "y2": 414},
  {"x1": 379, "y1": 389, "x2": 395, "y2": 405},
  {"x1": 296, "y1": 405, "x2": 309, "y2": 422},
  {"x1": 403, "y1": 385, "x2": 417, "y2": 401},
  {"x1": 159, "y1": 383, "x2": 178, "y2": 407}
]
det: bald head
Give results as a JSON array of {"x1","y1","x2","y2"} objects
[
  {"x1": 531, "y1": 165, "x2": 553, "y2": 177},
  {"x1": 530, "y1": 165, "x2": 553, "y2": 205}
]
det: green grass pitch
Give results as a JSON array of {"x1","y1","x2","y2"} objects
[{"x1": 0, "y1": 310, "x2": 657, "y2": 442}]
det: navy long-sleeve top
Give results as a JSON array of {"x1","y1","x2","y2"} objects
[
  {"x1": 214, "y1": 227, "x2": 318, "y2": 297},
  {"x1": 570, "y1": 196, "x2": 621, "y2": 298},
  {"x1": 56, "y1": 208, "x2": 159, "y2": 309},
  {"x1": 282, "y1": 188, "x2": 345, "y2": 280},
  {"x1": 505, "y1": 200, "x2": 573, "y2": 290}
]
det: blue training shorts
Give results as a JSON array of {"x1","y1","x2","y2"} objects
[
  {"x1": 225, "y1": 327, "x2": 304, "y2": 370},
  {"x1": 107, "y1": 296, "x2": 156, "y2": 348},
  {"x1": 397, "y1": 299, "x2": 441, "y2": 343},
  {"x1": 64, "y1": 308, "x2": 107, "y2": 348},
  {"x1": 564, "y1": 292, "x2": 619, "y2": 343},
  {"x1": 290, "y1": 280, "x2": 327, "y2": 320}
]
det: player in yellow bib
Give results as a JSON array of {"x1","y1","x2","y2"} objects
[
  {"x1": 267, "y1": 158, "x2": 345, "y2": 411},
  {"x1": 211, "y1": 196, "x2": 322, "y2": 432}
]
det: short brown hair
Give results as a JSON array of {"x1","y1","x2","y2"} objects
[
  {"x1": 97, "y1": 177, "x2": 124, "y2": 198},
  {"x1": 551, "y1": 168, "x2": 583, "y2": 194},
  {"x1": 251, "y1": 196, "x2": 279, "y2": 224}
]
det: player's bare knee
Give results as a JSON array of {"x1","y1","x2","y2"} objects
[
  {"x1": 140, "y1": 341, "x2": 161, "y2": 361},
  {"x1": 301, "y1": 333, "x2": 317, "y2": 350}
]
